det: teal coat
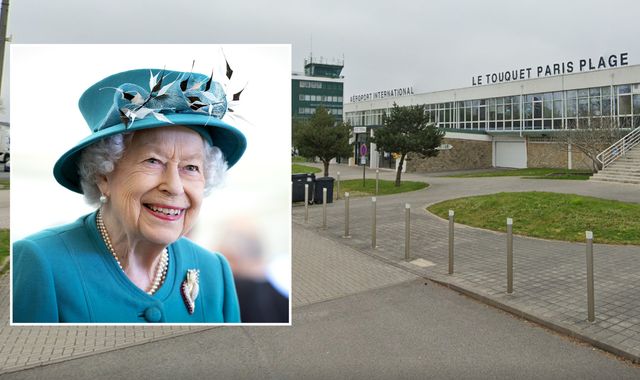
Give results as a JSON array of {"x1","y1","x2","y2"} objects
[{"x1": 12, "y1": 212, "x2": 241, "y2": 323}]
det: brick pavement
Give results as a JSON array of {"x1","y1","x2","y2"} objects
[
  {"x1": 293, "y1": 169, "x2": 640, "y2": 362},
  {"x1": 0, "y1": 218, "x2": 416, "y2": 375},
  {"x1": 0, "y1": 275, "x2": 210, "y2": 373},
  {"x1": 3, "y1": 167, "x2": 640, "y2": 373},
  {"x1": 292, "y1": 224, "x2": 418, "y2": 306}
]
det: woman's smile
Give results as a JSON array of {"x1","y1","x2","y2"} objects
[{"x1": 144, "y1": 203, "x2": 187, "y2": 221}]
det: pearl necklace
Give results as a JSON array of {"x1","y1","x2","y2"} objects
[{"x1": 96, "y1": 209, "x2": 168, "y2": 295}]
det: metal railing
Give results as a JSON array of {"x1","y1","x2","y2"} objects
[{"x1": 596, "y1": 126, "x2": 640, "y2": 169}]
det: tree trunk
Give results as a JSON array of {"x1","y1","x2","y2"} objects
[
  {"x1": 395, "y1": 153, "x2": 406, "y2": 187},
  {"x1": 322, "y1": 160, "x2": 330, "y2": 177}
]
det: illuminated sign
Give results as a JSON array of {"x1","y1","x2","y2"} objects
[
  {"x1": 350, "y1": 86, "x2": 414, "y2": 103},
  {"x1": 472, "y1": 53, "x2": 629, "y2": 86}
]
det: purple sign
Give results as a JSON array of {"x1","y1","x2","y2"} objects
[{"x1": 360, "y1": 144, "x2": 368, "y2": 156}]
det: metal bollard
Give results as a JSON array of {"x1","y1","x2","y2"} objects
[
  {"x1": 448, "y1": 210, "x2": 454, "y2": 274},
  {"x1": 507, "y1": 217, "x2": 513, "y2": 294},
  {"x1": 336, "y1": 172, "x2": 340, "y2": 200},
  {"x1": 344, "y1": 192, "x2": 350, "y2": 238},
  {"x1": 375, "y1": 169, "x2": 379, "y2": 195},
  {"x1": 405, "y1": 203, "x2": 411, "y2": 260},
  {"x1": 304, "y1": 184, "x2": 309, "y2": 223},
  {"x1": 371, "y1": 197, "x2": 377, "y2": 248},
  {"x1": 586, "y1": 231, "x2": 595, "y2": 322},
  {"x1": 322, "y1": 188, "x2": 327, "y2": 229}
]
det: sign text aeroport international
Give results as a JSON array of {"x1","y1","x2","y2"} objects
[
  {"x1": 471, "y1": 52, "x2": 629, "y2": 86},
  {"x1": 350, "y1": 86, "x2": 414, "y2": 103}
]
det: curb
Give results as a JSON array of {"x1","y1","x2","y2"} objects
[{"x1": 429, "y1": 277, "x2": 640, "y2": 364}]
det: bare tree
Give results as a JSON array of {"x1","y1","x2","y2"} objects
[{"x1": 550, "y1": 117, "x2": 628, "y2": 172}]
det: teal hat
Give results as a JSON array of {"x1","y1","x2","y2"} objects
[{"x1": 54, "y1": 68, "x2": 247, "y2": 194}]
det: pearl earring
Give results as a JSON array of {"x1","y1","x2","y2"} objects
[{"x1": 100, "y1": 194, "x2": 108, "y2": 204}]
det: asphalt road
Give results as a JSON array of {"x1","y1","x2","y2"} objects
[{"x1": 2, "y1": 279, "x2": 638, "y2": 379}]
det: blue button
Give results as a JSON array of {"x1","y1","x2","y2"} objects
[{"x1": 144, "y1": 306, "x2": 162, "y2": 322}]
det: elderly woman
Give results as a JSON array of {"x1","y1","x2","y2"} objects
[{"x1": 12, "y1": 68, "x2": 246, "y2": 323}]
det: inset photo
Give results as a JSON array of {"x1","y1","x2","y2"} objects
[{"x1": 10, "y1": 44, "x2": 291, "y2": 324}]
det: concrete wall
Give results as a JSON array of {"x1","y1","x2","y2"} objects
[{"x1": 406, "y1": 138, "x2": 492, "y2": 173}]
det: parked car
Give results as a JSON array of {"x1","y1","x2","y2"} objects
[{"x1": 3, "y1": 159, "x2": 8, "y2": 172}]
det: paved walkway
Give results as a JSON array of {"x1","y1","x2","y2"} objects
[
  {"x1": 0, "y1": 221, "x2": 416, "y2": 375},
  {"x1": 2, "y1": 165, "x2": 640, "y2": 374},
  {"x1": 294, "y1": 163, "x2": 640, "y2": 361},
  {"x1": 0, "y1": 275, "x2": 209, "y2": 372},
  {"x1": 3, "y1": 224, "x2": 640, "y2": 379}
]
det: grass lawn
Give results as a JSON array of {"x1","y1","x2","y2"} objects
[
  {"x1": 448, "y1": 168, "x2": 592, "y2": 180},
  {"x1": 427, "y1": 192, "x2": 640, "y2": 245},
  {"x1": 337, "y1": 179, "x2": 428, "y2": 198},
  {"x1": 292, "y1": 156, "x2": 308, "y2": 163},
  {"x1": 292, "y1": 164, "x2": 321, "y2": 174},
  {"x1": 0, "y1": 180, "x2": 9, "y2": 189},
  {"x1": 0, "y1": 229, "x2": 8, "y2": 274}
]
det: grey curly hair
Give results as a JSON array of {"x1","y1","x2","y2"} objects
[{"x1": 78, "y1": 132, "x2": 227, "y2": 206}]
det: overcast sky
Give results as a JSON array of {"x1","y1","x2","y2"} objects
[{"x1": 3, "y1": 0, "x2": 640, "y2": 121}]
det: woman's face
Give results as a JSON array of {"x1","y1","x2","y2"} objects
[{"x1": 99, "y1": 126, "x2": 207, "y2": 247}]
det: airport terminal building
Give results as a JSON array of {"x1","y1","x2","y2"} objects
[{"x1": 344, "y1": 55, "x2": 640, "y2": 172}]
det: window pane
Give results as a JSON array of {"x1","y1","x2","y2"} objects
[
  {"x1": 553, "y1": 91, "x2": 563, "y2": 100},
  {"x1": 578, "y1": 89, "x2": 589, "y2": 97},
  {"x1": 543, "y1": 102, "x2": 552, "y2": 118},
  {"x1": 590, "y1": 97, "x2": 601, "y2": 116},
  {"x1": 553, "y1": 100, "x2": 563, "y2": 118},
  {"x1": 513, "y1": 104, "x2": 520, "y2": 119},
  {"x1": 633, "y1": 94, "x2": 640, "y2": 114},
  {"x1": 578, "y1": 98, "x2": 589, "y2": 117},
  {"x1": 566, "y1": 99, "x2": 577, "y2": 117},
  {"x1": 505, "y1": 104, "x2": 511, "y2": 120},
  {"x1": 589, "y1": 88, "x2": 600, "y2": 97},
  {"x1": 534, "y1": 102, "x2": 542, "y2": 118},
  {"x1": 619, "y1": 95, "x2": 632, "y2": 115},
  {"x1": 567, "y1": 90, "x2": 577, "y2": 99},
  {"x1": 618, "y1": 85, "x2": 631, "y2": 94},
  {"x1": 524, "y1": 103, "x2": 532, "y2": 119},
  {"x1": 601, "y1": 97, "x2": 611, "y2": 116}
]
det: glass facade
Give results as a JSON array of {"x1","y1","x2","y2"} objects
[{"x1": 345, "y1": 83, "x2": 640, "y2": 131}]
